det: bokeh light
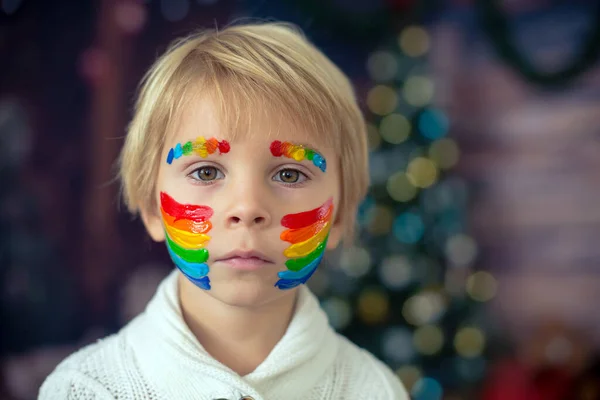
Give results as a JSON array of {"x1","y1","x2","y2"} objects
[
  {"x1": 387, "y1": 171, "x2": 418, "y2": 202},
  {"x1": 411, "y1": 377, "x2": 443, "y2": 400},
  {"x1": 339, "y1": 246, "x2": 372, "y2": 278},
  {"x1": 357, "y1": 287, "x2": 390, "y2": 324},
  {"x1": 418, "y1": 108, "x2": 449, "y2": 140},
  {"x1": 398, "y1": 25, "x2": 430, "y2": 57},
  {"x1": 407, "y1": 157, "x2": 438, "y2": 188},
  {"x1": 367, "y1": 51, "x2": 398, "y2": 82},
  {"x1": 466, "y1": 271, "x2": 497, "y2": 302},
  {"x1": 402, "y1": 290, "x2": 446, "y2": 326},
  {"x1": 403, "y1": 76, "x2": 434, "y2": 107},
  {"x1": 1, "y1": 0, "x2": 22, "y2": 15},
  {"x1": 396, "y1": 365, "x2": 422, "y2": 392},
  {"x1": 393, "y1": 212, "x2": 425, "y2": 244},
  {"x1": 79, "y1": 48, "x2": 110, "y2": 86},
  {"x1": 445, "y1": 234, "x2": 478, "y2": 267},
  {"x1": 379, "y1": 113, "x2": 411, "y2": 144},
  {"x1": 367, "y1": 85, "x2": 398, "y2": 116},
  {"x1": 321, "y1": 296, "x2": 353, "y2": 330},
  {"x1": 365, "y1": 205, "x2": 395, "y2": 235},
  {"x1": 114, "y1": 2, "x2": 147, "y2": 34},
  {"x1": 160, "y1": 0, "x2": 190, "y2": 22},
  {"x1": 454, "y1": 327, "x2": 486, "y2": 358},
  {"x1": 366, "y1": 123, "x2": 382, "y2": 151},
  {"x1": 382, "y1": 327, "x2": 415, "y2": 363},
  {"x1": 378, "y1": 255, "x2": 413, "y2": 289},
  {"x1": 413, "y1": 324, "x2": 445, "y2": 355},
  {"x1": 428, "y1": 138, "x2": 460, "y2": 169}
]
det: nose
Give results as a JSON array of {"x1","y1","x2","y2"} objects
[{"x1": 224, "y1": 183, "x2": 272, "y2": 230}]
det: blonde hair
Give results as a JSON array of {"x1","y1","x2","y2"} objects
[{"x1": 119, "y1": 21, "x2": 369, "y2": 242}]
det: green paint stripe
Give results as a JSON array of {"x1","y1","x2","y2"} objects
[
  {"x1": 285, "y1": 234, "x2": 328, "y2": 271},
  {"x1": 165, "y1": 231, "x2": 209, "y2": 263},
  {"x1": 183, "y1": 141, "x2": 193, "y2": 155}
]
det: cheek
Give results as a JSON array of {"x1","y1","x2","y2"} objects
[
  {"x1": 274, "y1": 197, "x2": 334, "y2": 290},
  {"x1": 160, "y1": 191, "x2": 215, "y2": 291}
]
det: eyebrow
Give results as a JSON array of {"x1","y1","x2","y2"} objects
[
  {"x1": 270, "y1": 140, "x2": 327, "y2": 172},
  {"x1": 166, "y1": 137, "x2": 230, "y2": 164}
]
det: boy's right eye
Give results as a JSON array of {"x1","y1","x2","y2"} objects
[{"x1": 189, "y1": 166, "x2": 224, "y2": 182}]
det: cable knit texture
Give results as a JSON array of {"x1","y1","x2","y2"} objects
[{"x1": 39, "y1": 270, "x2": 409, "y2": 400}]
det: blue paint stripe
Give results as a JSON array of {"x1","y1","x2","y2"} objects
[
  {"x1": 275, "y1": 264, "x2": 319, "y2": 290},
  {"x1": 277, "y1": 254, "x2": 323, "y2": 280},
  {"x1": 187, "y1": 275, "x2": 211, "y2": 290}
]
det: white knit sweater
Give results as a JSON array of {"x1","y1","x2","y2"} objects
[{"x1": 39, "y1": 270, "x2": 408, "y2": 400}]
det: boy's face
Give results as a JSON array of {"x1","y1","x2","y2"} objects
[{"x1": 142, "y1": 97, "x2": 343, "y2": 306}]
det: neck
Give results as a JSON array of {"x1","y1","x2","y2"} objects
[{"x1": 177, "y1": 275, "x2": 299, "y2": 376}]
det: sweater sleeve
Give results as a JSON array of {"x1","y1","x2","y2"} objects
[{"x1": 38, "y1": 369, "x2": 116, "y2": 400}]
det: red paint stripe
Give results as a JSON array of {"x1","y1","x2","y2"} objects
[
  {"x1": 160, "y1": 192, "x2": 213, "y2": 222},
  {"x1": 281, "y1": 198, "x2": 333, "y2": 229},
  {"x1": 270, "y1": 140, "x2": 283, "y2": 157}
]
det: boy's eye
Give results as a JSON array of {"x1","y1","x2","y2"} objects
[
  {"x1": 190, "y1": 166, "x2": 224, "y2": 182},
  {"x1": 273, "y1": 169, "x2": 307, "y2": 184}
]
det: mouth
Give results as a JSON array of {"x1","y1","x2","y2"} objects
[{"x1": 215, "y1": 250, "x2": 274, "y2": 271}]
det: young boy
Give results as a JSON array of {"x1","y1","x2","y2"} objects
[{"x1": 40, "y1": 22, "x2": 409, "y2": 399}]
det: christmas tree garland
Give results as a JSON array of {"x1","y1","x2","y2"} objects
[{"x1": 477, "y1": 0, "x2": 600, "y2": 87}]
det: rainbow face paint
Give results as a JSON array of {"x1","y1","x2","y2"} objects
[
  {"x1": 270, "y1": 140, "x2": 327, "y2": 172},
  {"x1": 166, "y1": 136, "x2": 230, "y2": 164},
  {"x1": 275, "y1": 198, "x2": 333, "y2": 290},
  {"x1": 161, "y1": 192, "x2": 213, "y2": 290}
]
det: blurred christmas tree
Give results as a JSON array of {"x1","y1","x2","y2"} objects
[{"x1": 306, "y1": 23, "x2": 493, "y2": 400}]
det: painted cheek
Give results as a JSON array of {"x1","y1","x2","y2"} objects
[
  {"x1": 275, "y1": 198, "x2": 334, "y2": 290},
  {"x1": 160, "y1": 191, "x2": 214, "y2": 290}
]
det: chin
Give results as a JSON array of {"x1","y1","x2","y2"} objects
[{"x1": 206, "y1": 276, "x2": 295, "y2": 308}]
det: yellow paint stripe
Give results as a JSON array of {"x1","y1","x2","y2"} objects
[
  {"x1": 165, "y1": 223, "x2": 210, "y2": 249},
  {"x1": 283, "y1": 226, "x2": 330, "y2": 258}
]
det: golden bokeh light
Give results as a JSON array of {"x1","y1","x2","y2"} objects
[
  {"x1": 403, "y1": 76, "x2": 434, "y2": 107},
  {"x1": 413, "y1": 324, "x2": 445, "y2": 355},
  {"x1": 380, "y1": 113, "x2": 411, "y2": 144},
  {"x1": 357, "y1": 287, "x2": 390, "y2": 325},
  {"x1": 454, "y1": 327, "x2": 486, "y2": 358},
  {"x1": 396, "y1": 365, "x2": 422, "y2": 391},
  {"x1": 367, "y1": 85, "x2": 398, "y2": 116},
  {"x1": 398, "y1": 26, "x2": 430, "y2": 57},
  {"x1": 387, "y1": 171, "x2": 418, "y2": 202},
  {"x1": 466, "y1": 271, "x2": 498, "y2": 302},
  {"x1": 429, "y1": 138, "x2": 460, "y2": 169},
  {"x1": 366, "y1": 205, "x2": 394, "y2": 235},
  {"x1": 407, "y1": 157, "x2": 438, "y2": 188}
]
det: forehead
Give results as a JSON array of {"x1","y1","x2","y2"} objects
[{"x1": 166, "y1": 85, "x2": 336, "y2": 151}]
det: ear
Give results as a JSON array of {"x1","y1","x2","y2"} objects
[{"x1": 140, "y1": 206, "x2": 165, "y2": 242}]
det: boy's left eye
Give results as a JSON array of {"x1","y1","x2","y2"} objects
[{"x1": 273, "y1": 168, "x2": 308, "y2": 185}]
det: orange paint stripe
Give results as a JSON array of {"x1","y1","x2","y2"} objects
[
  {"x1": 281, "y1": 219, "x2": 330, "y2": 244},
  {"x1": 161, "y1": 208, "x2": 212, "y2": 234}
]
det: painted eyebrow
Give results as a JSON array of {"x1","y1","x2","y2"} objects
[
  {"x1": 269, "y1": 140, "x2": 327, "y2": 173},
  {"x1": 166, "y1": 137, "x2": 230, "y2": 165}
]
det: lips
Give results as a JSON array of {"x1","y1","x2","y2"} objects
[{"x1": 216, "y1": 250, "x2": 274, "y2": 271}]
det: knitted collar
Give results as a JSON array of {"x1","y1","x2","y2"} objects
[{"x1": 126, "y1": 270, "x2": 339, "y2": 399}]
